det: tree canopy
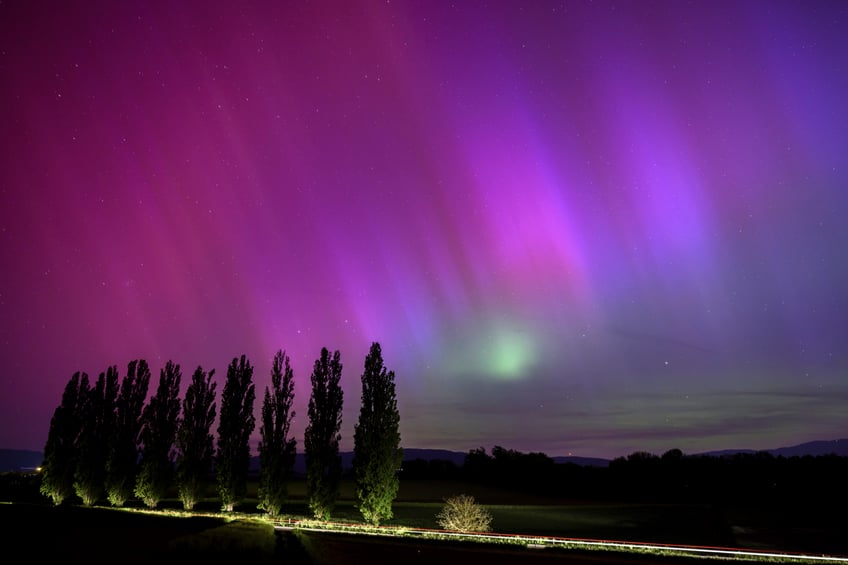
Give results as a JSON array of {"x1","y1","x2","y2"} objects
[
  {"x1": 73, "y1": 366, "x2": 118, "y2": 506},
  {"x1": 257, "y1": 350, "x2": 297, "y2": 517},
  {"x1": 135, "y1": 360, "x2": 182, "y2": 508},
  {"x1": 175, "y1": 365, "x2": 217, "y2": 511},
  {"x1": 105, "y1": 359, "x2": 150, "y2": 507},
  {"x1": 353, "y1": 342, "x2": 402, "y2": 525},
  {"x1": 304, "y1": 347, "x2": 344, "y2": 520},
  {"x1": 216, "y1": 355, "x2": 256, "y2": 512},
  {"x1": 41, "y1": 371, "x2": 90, "y2": 505}
]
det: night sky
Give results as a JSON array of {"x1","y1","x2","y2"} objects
[{"x1": 2, "y1": 0, "x2": 846, "y2": 460}]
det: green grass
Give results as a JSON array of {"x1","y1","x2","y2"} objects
[
  {"x1": 4, "y1": 474, "x2": 847, "y2": 562},
  {"x1": 103, "y1": 478, "x2": 848, "y2": 556},
  {"x1": 247, "y1": 479, "x2": 732, "y2": 548},
  {"x1": 3, "y1": 497, "x2": 846, "y2": 564}
]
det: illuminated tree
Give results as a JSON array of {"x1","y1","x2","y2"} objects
[
  {"x1": 175, "y1": 365, "x2": 217, "y2": 510},
  {"x1": 436, "y1": 494, "x2": 492, "y2": 532},
  {"x1": 304, "y1": 347, "x2": 344, "y2": 520},
  {"x1": 216, "y1": 354, "x2": 256, "y2": 512},
  {"x1": 257, "y1": 350, "x2": 297, "y2": 517},
  {"x1": 353, "y1": 342, "x2": 402, "y2": 525},
  {"x1": 73, "y1": 365, "x2": 119, "y2": 506},
  {"x1": 40, "y1": 371, "x2": 89, "y2": 505},
  {"x1": 105, "y1": 359, "x2": 151, "y2": 506},
  {"x1": 135, "y1": 360, "x2": 182, "y2": 508}
]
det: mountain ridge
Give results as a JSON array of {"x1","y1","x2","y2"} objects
[{"x1": 3, "y1": 438, "x2": 846, "y2": 473}]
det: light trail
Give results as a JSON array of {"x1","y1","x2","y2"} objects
[{"x1": 275, "y1": 519, "x2": 848, "y2": 563}]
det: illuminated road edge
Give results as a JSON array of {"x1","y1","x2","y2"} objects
[{"x1": 275, "y1": 519, "x2": 848, "y2": 563}]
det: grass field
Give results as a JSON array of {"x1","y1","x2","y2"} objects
[
  {"x1": 3, "y1": 474, "x2": 846, "y2": 561},
  {"x1": 69, "y1": 477, "x2": 846, "y2": 555},
  {"x1": 229, "y1": 477, "x2": 846, "y2": 554},
  {"x1": 0, "y1": 502, "x2": 734, "y2": 565}
]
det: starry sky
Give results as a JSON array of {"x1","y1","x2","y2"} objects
[{"x1": 1, "y1": 0, "x2": 846, "y2": 460}]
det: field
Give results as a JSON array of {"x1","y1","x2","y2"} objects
[
  {"x1": 3, "y1": 474, "x2": 846, "y2": 563},
  {"x1": 259, "y1": 477, "x2": 847, "y2": 554},
  {"x1": 262, "y1": 480, "x2": 737, "y2": 547}
]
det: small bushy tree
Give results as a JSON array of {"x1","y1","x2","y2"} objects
[{"x1": 436, "y1": 494, "x2": 493, "y2": 533}]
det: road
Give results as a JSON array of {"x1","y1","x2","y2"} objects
[{"x1": 278, "y1": 526, "x2": 848, "y2": 565}]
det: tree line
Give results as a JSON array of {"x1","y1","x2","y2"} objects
[
  {"x1": 403, "y1": 445, "x2": 848, "y2": 506},
  {"x1": 39, "y1": 342, "x2": 402, "y2": 525}
]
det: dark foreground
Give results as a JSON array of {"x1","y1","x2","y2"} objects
[
  {"x1": 283, "y1": 529, "x2": 746, "y2": 565},
  {"x1": 5, "y1": 502, "x2": 838, "y2": 565}
]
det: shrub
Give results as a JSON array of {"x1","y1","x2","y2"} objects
[{"x1": 435, "y1": 494, "x2": 492, "y2": 532}]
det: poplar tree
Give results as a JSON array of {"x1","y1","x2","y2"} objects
[
  {"x1": 74, "y1": 365, "x2": 119, "y2": 505},
  {"x1": 257, "y1": 349, "x2": 297, "y2": 517},
  {"x1": 216, "y1": 354, "x2": 256, "y2": 512},
  {"x1": 135, "y1": 360, "x2": 182, "y2": 508},
  {"x1": 40, "y1": 371, "x2": 89, "y2": 505},
  {"x1": 304, "y1": 347, "x2": 344, "y2": 520},
  {"x1": 176, "y1": 365, "x2": 217, "y2": 510},
  {"x1": 353, "y1": 342, "x2": 402, "y2": 525},
  {"x1": 105, "y1": 359, "x2": 151, "y2": 506}
]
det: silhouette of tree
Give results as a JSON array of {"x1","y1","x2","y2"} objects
[
  {"x1": 257, "y1": 350, "x2": 297, "y2": 517},
  {"x1": 73, "y1": 366, "x2": 118, "y2": 505},
  {"x1": 353, "y1": 342, "x2": 402, "y2": 525},
  {"x1": 463, "y1": 447, "x2": 492, "y2": 483},
  {"x1": 135, "y1": 360, "x2": 182, "y2": 508},
  {"x1": 105, "y1": 359, "x2": 150, "y2": 506},
  {"x1": 40, "y1": 371, "x2": 89, "y2": 505},
  {"x1": 662, "y1": 448, "x2": 684, "y2": 461},
  {"x1": 216, "y1": 354, "x2": 256, "y2": 512},
  {"x1": 305, "y1": 347, "x2": 344, "y2": 520},
  {"x1": 490, "y1": 445, "x2": 555, "y2": 491},
  {"x1": 175, "y1": 365, "x2": 217, "y2": 510}
]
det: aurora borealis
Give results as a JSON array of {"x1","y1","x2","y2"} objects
[{"x1": 1, "y1": 0, "x2": 846, "y2": 459}]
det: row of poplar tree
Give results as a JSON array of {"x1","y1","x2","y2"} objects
[{"x1": 39, "y1": 341, "x2": 403, "y2": 525}]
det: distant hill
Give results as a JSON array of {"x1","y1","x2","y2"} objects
[
  {"x1": 6, "y1": 438, "x2": 847, "y2": 473},
  {"x1": 250, "y1": 448, "x2": 468, "y2": 475},
  {"x1": 401, "y1": 448, "x2": 468, "y2": 466},
  {"x1": 551, "y1": 455, "x2": 611, "y2": 467},
  {"x1": 0, "y1": 449, "x2": 43, "y2": 472},
  {"x1": 769, "y1": 439, "x2": 848, "y2": 457},
  {"x1": 250, "y1": 448, "x2": 612, "y2": 474},
  {"x1": 696, "y1": 438, "x2": 848, "y2": 458}
]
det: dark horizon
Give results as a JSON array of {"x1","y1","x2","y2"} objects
[{"x1": 3, "y1": 436, "x2": 847, "y2": 472}]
